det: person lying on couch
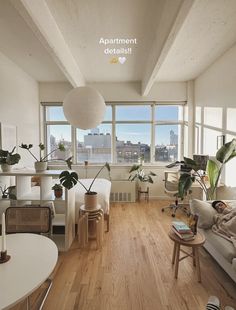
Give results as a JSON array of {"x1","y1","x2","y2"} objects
[{"x1": 211, "y1": 200, "x2": 236, "y2": 249}]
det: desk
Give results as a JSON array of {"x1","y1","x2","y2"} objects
[{"x1": 0, "y1": 233, "x2": 58, "y2": 310}]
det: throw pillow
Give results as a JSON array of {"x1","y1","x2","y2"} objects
[{"x1": 190, "y1": 199, "x2": 217, "y2": 229}]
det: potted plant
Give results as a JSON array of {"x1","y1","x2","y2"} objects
[
  {"x1": 178, "y1": 138, "x2": 236, "y2": 200},
  {"x1": 59, "y1": 162, "x2": 110, "y2": 209},
  {"x1": 52, "y1": 183, "x2": 63, "y2": 198},
  {"x1": 128, "y1": 163, "x2": 157, "y2": 191},
  {"x1": 19, "y1": 143, "x2": 72, "y2": 172},
  {"x1": 0, "y1": 185, "x2": 16, "y2": 199},
  {"x1": 0, "y1": 147, "x2": 21, "y2": 172}
]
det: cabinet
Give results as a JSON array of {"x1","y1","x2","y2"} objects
[{"x1": 0, "y1": 169, "x2": 75, "y2": 251}]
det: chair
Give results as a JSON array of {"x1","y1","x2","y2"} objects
[
  {"x1": 161, "y1": 171, "x2": 190, "y2": 217},
  {"x1": 5, "y1": 206, "x2": 53, "y2": 310}
]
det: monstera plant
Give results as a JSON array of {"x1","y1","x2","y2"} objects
[
  {"x1": 59, "y1": 163, "x2": 111, "y2": 209},
  {"x1": 178, "y1": 139, "x2": 236, "y2": 200}
]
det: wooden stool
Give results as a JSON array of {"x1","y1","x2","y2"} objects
[
  {"x1": 168, "y1": 230, "x2": 205, "y2": 282},
  {"x1": 79, "y1": 204, "x2": 104, "y2": 249},
  {"x1": 138, "y1": 186, "x2": 149, "y2": 202}
]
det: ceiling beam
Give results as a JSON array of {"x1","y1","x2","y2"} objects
[
  {"x1": 11, "y1": 0, "x2": 85, "y2": 87},
  {"x1": 141, "y1": 0, "x2": 195, "y2": 97}
]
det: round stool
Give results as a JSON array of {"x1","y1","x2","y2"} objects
[
  {"x1": 79, "y1": 204, "x2": 104, "y2": 249},
  {"x1": 168, "y1": 230, "x2": 205, "y2": 282}
]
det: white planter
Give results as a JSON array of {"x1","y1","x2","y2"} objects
[
  {"x1": 1, "y1": 164, "x2": 12, "y2": 172},
  {"x1": 138, "y1": 182, "x2": 149, "y2": 192},
  {"x1": 34, "y1": 161, "x2": 47, "y2": 172}
]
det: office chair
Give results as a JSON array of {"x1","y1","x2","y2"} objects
[
  {"x1": 161, "y1": 171, "x2": 190, "y2": 217},
  {"x1": 5, "y1": 206, "x2": 53, "y2": 310}
]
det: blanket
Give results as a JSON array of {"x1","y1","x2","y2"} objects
[{"x1": 212, "y1": 207, "x2": 236, "y2": 249}]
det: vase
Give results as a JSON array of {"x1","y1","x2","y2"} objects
[
  {"x1": 54, "y1": 189, "x2": 63, "y2": 198},
  {"x1": 34, "y1": 161, "x2": 47, "y2": 172},
  {"x1": 84, "y1": 192, "x2": 98, "y2": 209},
  {"x1": 1, "y1": 164, "x2": 12, "y2": 172}
]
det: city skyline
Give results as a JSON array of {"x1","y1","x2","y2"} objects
[{"x1": 47, "y1": 105, "x2": 181, "y2": 145}]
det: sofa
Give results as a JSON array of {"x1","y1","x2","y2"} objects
[{"x1": 190, "y1": 199, "x2": 236, "y2": 283}]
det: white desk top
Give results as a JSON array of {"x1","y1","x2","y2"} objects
[{"x1": 0, "y1": 233, "x2": 58, "y2": 310}]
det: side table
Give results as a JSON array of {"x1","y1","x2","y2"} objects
[
  {"x1": 168, "y1": 230, "x2": 206, "y2": 282},
  {"x1": 78, "y1": 204, "x2": 104, "y2": 249}
]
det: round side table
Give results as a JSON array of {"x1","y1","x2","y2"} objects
[
  {"x1": 79, "y1": 204, "x2": 104, "y2": 249},
  {"x1": 168, "y1": 230, "x2": 206, "y2": 282}
]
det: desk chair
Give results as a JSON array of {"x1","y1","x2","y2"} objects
[
  {"x1": 5, "y1": 206, "x2": 53, "y2": 310},
  {"x1": 161, "y1": 171, "x2": 190, "y2": 217}
]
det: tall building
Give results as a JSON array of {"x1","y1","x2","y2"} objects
[{"x1": 170, "y1": 130, "x2": 178, "y2": 145}]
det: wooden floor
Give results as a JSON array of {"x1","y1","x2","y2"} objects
[{"x1": 11, "y1": 201, "x2": 236, "y2": 310}]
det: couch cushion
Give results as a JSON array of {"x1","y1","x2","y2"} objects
[
  {"x1": 203, "y1": 229, "x2": 236, "y2": 263},
  {"x1": 190, "y1": 199, "x2": 217, "y2": 229}
]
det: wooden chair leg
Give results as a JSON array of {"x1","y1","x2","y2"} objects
[
  {"x1": 195, "y1": 247, "x2": 201, "y2": 282},
  {"x1": 174, "y1": 243, "x2": 180, "y2": 279},
  {"x1": 172, "y1": 242, "x2": 177, "y2": 265}
]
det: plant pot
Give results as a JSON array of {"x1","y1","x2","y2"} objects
[
  {"x1": 138, "y1": 182, "x2": 148, "y2": 192},
  {"x1": 54, "y1": 189, "x2": 63, "y2": 198},
  {"x1": 84, "y1": 191, "x2": 97, "y2": 209},
  {"x1": 34, "y1": 161, "x2": 47, "y2": 172},
  {"x1": 1, "y1": 164, "x2": 12, "y2": 172}
]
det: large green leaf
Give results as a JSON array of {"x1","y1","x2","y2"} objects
[
  {"x1": 183, "y1": 157, "x2": 198, "y2": 170},
  {"x1": 129, "y1": 164, "x2": 141, "y2": 173},
  {"x1": 216, "y1": 138, "x2": 236, "y2": 163},
  {"x1": 178, "y1": 173, "x2": 194, "y2": 199},
  {"x1": 206, "y1": 159, "x2": 219, "y2": 190},
  {"x1": 59, "y1": 171, "x2": 78, "y2": 189}
]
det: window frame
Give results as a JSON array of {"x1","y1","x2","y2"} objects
[{"x1": 42, "y1": 101, "x2": 186, "y2": 165}]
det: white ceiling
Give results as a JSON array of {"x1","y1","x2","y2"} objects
[
  {"x1": 0, "y1": 0, "x2": 66, "y2": 82},
  {"x1": 45, "y1": 0, "x2": 165, "y2": 82},
  {"x1": 156, "y1": 0, "x2": 236, "y2": 81},
  {"x1": 1, "y1": 0, "x2": 236, "y2": 90}
]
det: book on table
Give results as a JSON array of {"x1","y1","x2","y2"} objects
[
  {"x1": 171, "y1": 227, "x2": 195, "y2": 241},
  {"x1": 172, "y1": 221, "x2": 192, "y2": 233}
]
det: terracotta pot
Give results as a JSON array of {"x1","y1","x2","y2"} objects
[
  {"x1": 1, "y1": 164, "x2": 12, "y2": 172},
  {"x1": 54, "y1": 189, "x2": 63, "y2": 198},
  {"x1": 34, "y1": 161, "x2": 47, "y2": 172},
  {"x1": 84, "y1": 191, "x2": 97, "y2": 209}
]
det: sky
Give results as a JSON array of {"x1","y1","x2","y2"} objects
[{"x1": 47, "y1": 105, "x2": 181, "y2": 145}]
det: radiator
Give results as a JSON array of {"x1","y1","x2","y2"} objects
[{"x1": 110, "y1": 180, "x2": 136, "y2": 202}]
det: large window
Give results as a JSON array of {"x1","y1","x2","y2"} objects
[
  {"x1": 155, "y1": 106, "x2": 183, "y2": 164},
  {"x1": 77, "y1": 124, "x2": 112, "y2": 163},
  {"x1": 43, "y1": 103, "x2": 186, "y2": 164}
]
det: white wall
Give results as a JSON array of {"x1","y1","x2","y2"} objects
[
  {"x1": 195, "y1": 43, "x2": 236, "y2": 199},
  {"x1": 39, "y1": 81, "x2": 187, "y2": 102},
  {"x1": 195, "y1": 43, "x2": 236, "y2": 108},
  {"x1": 0, "y1": 51, "x2": 39, "y2": 166}
]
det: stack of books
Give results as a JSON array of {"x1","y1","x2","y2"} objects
[{"x1": 172, "y1": 221, "x2": 195, "y2": 241}]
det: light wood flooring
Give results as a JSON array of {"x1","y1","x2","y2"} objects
[{"x1": 11, "y1": 201, "x2": 236, "y2": 310}]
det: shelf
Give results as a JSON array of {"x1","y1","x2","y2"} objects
[
  {"x1": 1, "y1": 169, "x2": 75, "y2": 251},
  {"x1": 17, "y1": 186, "x2": 40, "y2": 200}
]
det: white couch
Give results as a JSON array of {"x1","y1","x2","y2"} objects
[{"x1": 190, "y1": 199, "x2": 236, "y2": 283}]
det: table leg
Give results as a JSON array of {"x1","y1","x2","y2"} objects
[
  {"x1": 195, "y1": 247, "x2": 201, "y2": 282},
  {"x1": 192, "y1": 247, "x2": 196, "y2": 267},
  {"x1": 174, "y1": 243, "x2": 180, "y2": 279},
  {"x1": 172, "y1": 242, "x2": 177, "y2": 265}
]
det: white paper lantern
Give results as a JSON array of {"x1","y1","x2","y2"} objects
[{"x1": 63, "y1": 86, "x2": 106, "y2": 129}]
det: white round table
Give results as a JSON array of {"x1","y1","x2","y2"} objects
[{"x1": 0, "y1": 233, "x2": 58, "y2": 310}]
